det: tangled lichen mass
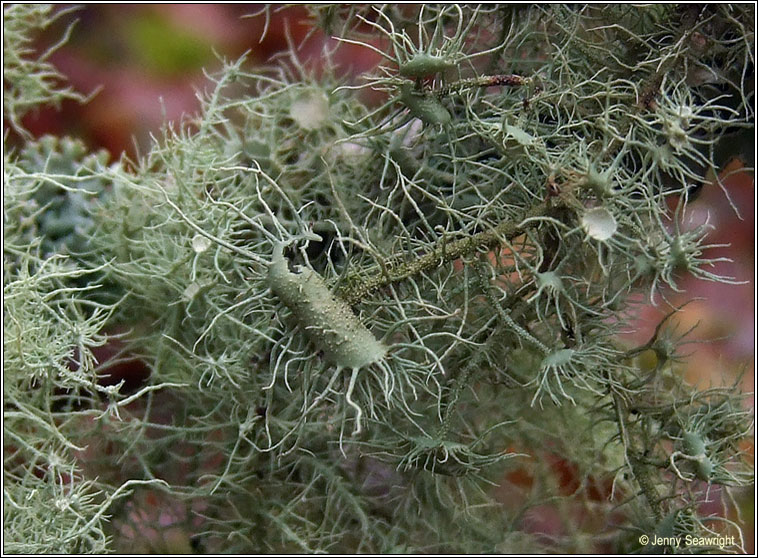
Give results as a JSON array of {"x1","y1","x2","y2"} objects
[{"x1": 4, "y1": 4, "x2": 753, "y2": 554}]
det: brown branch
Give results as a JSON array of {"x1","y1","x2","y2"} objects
[{"x1": 337, "y1": 198, "x2": 551, "y2": 305}]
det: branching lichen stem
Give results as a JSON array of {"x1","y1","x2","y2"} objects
[{"x1": 337, "y1": 198, "x2": 552, "y2": 304}]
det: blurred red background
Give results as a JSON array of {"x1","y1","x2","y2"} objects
[{"x1": 16, "y1": 4, "x2": 384, "y2": 159}]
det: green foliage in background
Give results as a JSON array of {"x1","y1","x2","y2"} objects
[
  {"x1": 4, "y1": 4, "x2": 754, "y2": 553},
  {"x1": 125, "y1": 11, "x2": 215, "y2": 76}
]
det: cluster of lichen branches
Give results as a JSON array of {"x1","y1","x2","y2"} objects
[{"x1": 4, "y1": 4, "x2": 753, "y2": 554}]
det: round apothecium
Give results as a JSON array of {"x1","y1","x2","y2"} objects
[
  {"x1": 290, "y1": 89, "x2": 330, "y2": 131},
  {"x1": 581, "y1": 207, "x2": 617, "y2": 241},
  {"x1": 192, "y1": 234, "x2": 211, "y2": 253}
]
